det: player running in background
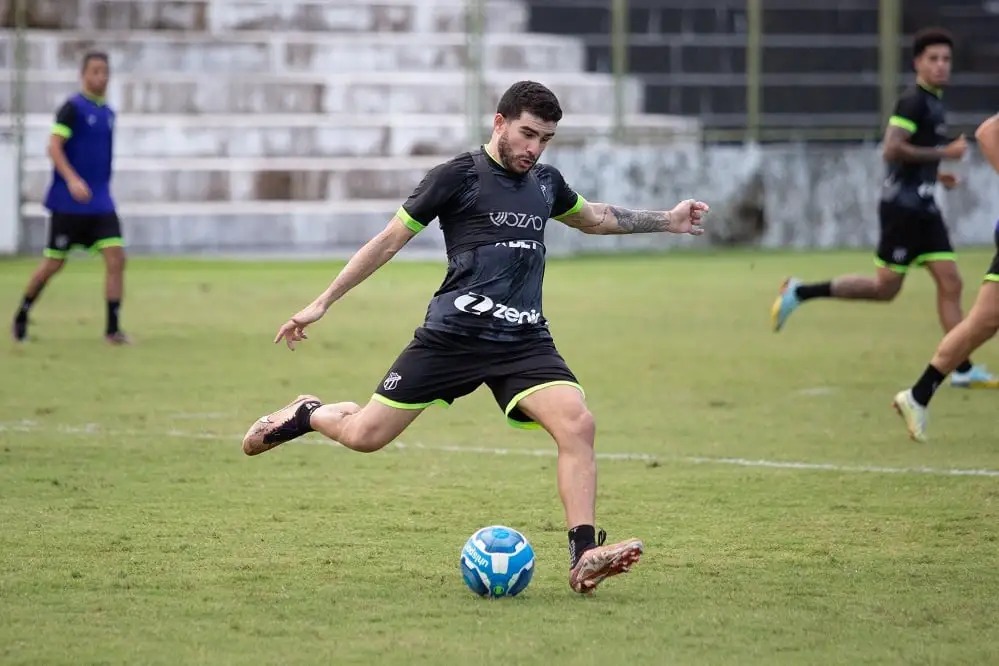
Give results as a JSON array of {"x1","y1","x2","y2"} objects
[
  {"x1": 11, "y1": 52, "x2": 129, "y2": 345},
  {"x1": 771, "y1": 28, "x2": 994, "y2": 387},
  {"x1": 894, "y1": 112, "x2": 999, "y2": 441},
  {"x1": 241, "y1": 81, "x2": 710, "y2": 594}
]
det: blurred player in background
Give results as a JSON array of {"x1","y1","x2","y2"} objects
[
  {"x1": 241, "y1": 81, "x2": 709, "y2": 594},
  {"x1": 11, "y1": 52, "x2": 129, "y2": 345},
  {"x1": 771, "y1": 28, "x2": 994, "y2": 387},
  {"x1": 894, "y1": 112, "x2": 999, "y2": 441}
]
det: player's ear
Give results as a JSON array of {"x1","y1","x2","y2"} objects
[{"x1": 493, "y1": 113, "x2": 506, "y2": 134}]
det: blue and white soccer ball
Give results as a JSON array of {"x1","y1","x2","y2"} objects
[{"x1": 461, "y1": 525, "x2": 535, "y2": 598}]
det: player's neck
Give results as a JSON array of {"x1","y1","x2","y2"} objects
[
  {"x1": 482, "y1": 142, "x2": 513, "y2": 173},
  {"x1": 80, "y1": 88, "x2": 106, "y2": 105},
  {"x1": 916, "y1": 78, "x2": 944, "y2": 98}
]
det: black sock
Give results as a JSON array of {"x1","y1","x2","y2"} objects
[
  {"x1": 294, "y1": 400, "x2": 322, "y2": 435},
  {"x1": 568, "y1": 525, "x2": 596, "y2": 569},
  {"x1": 911, "y1": 364, "x2": 946, "y2": 407},
  {"x1": 955, "y1": 360, "x2": 973, "y2": 374},
  {"x1": 795, "y1": 282, "x2": 833, "y2": 301},
  {"x1": 15, "y1": 294, "x2": 35, "y2": 322},
  {"x1": 106, "y1": 300, "x2": 120, "y2": 335}
]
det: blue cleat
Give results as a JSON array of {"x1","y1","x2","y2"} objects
[
  {"x1": 950, "y1": 364, "x2": 999, "y2": 388},
  {"x1": 770, "y1": 277, "x2": 802, "y2": 332}
]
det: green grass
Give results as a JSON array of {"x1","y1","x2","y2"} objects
[{"x1": 2, "y1": 249, "x2": 999, "y2": 665}]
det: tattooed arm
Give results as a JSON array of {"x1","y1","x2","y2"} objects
[{"x1": 557, "y1": 199, "x2": 709, "y2": 236}]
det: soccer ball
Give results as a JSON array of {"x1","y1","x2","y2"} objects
[{"x1": 461, "y1": 525, "x2": 535, "y2": 598}]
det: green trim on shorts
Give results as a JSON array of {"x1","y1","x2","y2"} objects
[
  {"x1": 43, "y1": 242, "x2": 88, "y2": 259},
  {"x1": 985, "y1": 274, "x2": 999, "y2": 283},
  {"x1": 371, "y1": 394, "x2": 448, "y2": 410},
  {"x1": 506, "y1": 417, "x2": 544, "y2": 431},
  {"x1": 45, "y1": 238, "x2": 123, "y2": 259},
  {"x1": 913, "y1": 251, "x2": 956, "y2": 265},
  {"x1": 874, "y1": 257, "x2": 908, "y2": 274},
  {"x1": 395, "y1": 207, "x2": 426, "y2": 234},
  {"x1": 888, "y1": 116, "x2": 917, "y2": 133},
  {"x1": 92, "y1": 236, "x2": 124, "y2": 251},
  {"x1": 504, "y1": 380, "x2": 586, "y2": 429},
  {"x1": 553, "y1": 194, "x2": 588, "y2": 221},
  {"x1": 52, "y1": 123, "x2": 72, "y2": 139}
]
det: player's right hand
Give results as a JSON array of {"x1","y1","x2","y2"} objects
[
  {"x1": 69, "y1": 177, "x2": 92, "y2": 203},
  {"x1": 942, "y1": 134, "x2": 967, "y2": 160},
  {"x1": 273, "y1": 303, "x2": 326, "y2": 350}
]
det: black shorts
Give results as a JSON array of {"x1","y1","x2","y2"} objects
[
  {"x1": 986, "y1": 224, "x2": 999, "y2": 282},
  {"x1": 373, "y1": 328, "x2": 582, "y2": 429},
  {"x1": 875, "y1": 202, "x2": 954, "y2": 273},
  {"x1": 45, "y1": 212, "x2": 123, "y2": 259}
]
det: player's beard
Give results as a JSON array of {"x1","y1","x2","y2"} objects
[{"x1": 498, "y1": 132, "x2": 535, "y2": 174}]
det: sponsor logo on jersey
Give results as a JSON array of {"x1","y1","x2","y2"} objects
[
  {"x1": 489, "y1": 211, "x2": 545, "y2": 231},
  {"x1": 495, "y1": 240, "x2": 541, "y2": 250},
  {"x1": 453, "y1": 292, "x2": 542, "y2": 325}
]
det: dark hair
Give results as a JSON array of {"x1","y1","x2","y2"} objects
[
  {"x1": 912, "y1": 28, "x2": 954, "y2": 58},
  {"x1": 81, "y1": 51, "x2": 109, "y2": 72},
  {"x1": 496, "y1": 81, "x2": 563, "y2": 123}
]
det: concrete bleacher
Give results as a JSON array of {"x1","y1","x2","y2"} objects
[
  {"x1": 0, "y1": 0, "x2": 700, "y2": 255},
  {"x1": 524, "y1": 0, "x2": 999, "y2": 134}
]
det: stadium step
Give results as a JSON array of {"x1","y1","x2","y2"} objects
[
  {"x1": 18, "y1": 200, "x2": 679, "y2": 258},
  {"x1": 9, "y1": 112, "x2": 701, "y2": 160},
  {"x1": 2, "y1": 30, "x2": 586, "y2": 75},
  {"x1": 0, "y1": 69, "x2": 644, "y2": 116},
  {"x1": 20, "y1": 199, "x2": 441, "y2": 256},
  {"x1": 21, "y1": 156, "x2": 452, "y2": 203},
  {"x1": 10, "y1": 0, "x2": 528, "y2": 34}
]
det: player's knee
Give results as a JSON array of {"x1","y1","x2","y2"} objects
[
  {"x1": 974, "y1": 303, "x2": 999, "y2": 331},
  {"x1": 342, "y1": 418, "x2": 395, "y2": 453},
  {"x1": 936, "y1": 273, "x2": 963, "y2": 300},
  {"x1": 556, "y1": 406, "x2": 596, "y2": 448},
  {"x1": 875, "y1": 279, "x2": 902, "y2": 301},
  {"x1": 105, "y1": 251, "x2": 126, "y2": 273},
  {"x1": 940, "y1": 275, "x2": 964, "y2": 300}
]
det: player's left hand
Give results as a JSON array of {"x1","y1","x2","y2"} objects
[
  {"x1": 668, "y1": 199, "x2": 709, "y2": 235},
  {"x1": 939, "y1": 172, "x2": 960, "y2": 190}
]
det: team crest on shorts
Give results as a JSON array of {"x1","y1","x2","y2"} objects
[{"x1": 383, "y1": 372, "x2": 402, "y2": 391}]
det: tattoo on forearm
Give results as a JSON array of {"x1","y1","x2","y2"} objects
[{"x1": 607, "y1": 206, "x2": 671, "y2": 233}]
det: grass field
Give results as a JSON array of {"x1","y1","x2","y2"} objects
[{"x1": 2, "y1": 249, "x2": 999, "y2": 665}]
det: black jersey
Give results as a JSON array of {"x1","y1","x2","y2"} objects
[
  {"x1": 881, "y1": 84, "x2": 949, "y2": 211},
  {"x1": 397, "y1": 146, "x2": 584, "y2": 342}
]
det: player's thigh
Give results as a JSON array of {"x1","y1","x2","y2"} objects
[
  {"x1": 970, "y1": 250, "x2": 999, "y2": 328},
  {"x1": 514, "y1": 384, "x2": 593, "y2": 445},
  {"x1": 100, "y1": 245, "x2": 126, "y2": 272},
  {"x1": 337, "y1": 398, "x2": 426, "y2": 451},
  {"x1": 372, "y1": 333, "x2": 484, "y2": 413},
  {"x1": 487, "y1": 345, "x2": 587, "y2": 434},
  {"x1": 924, "y1": 257, "x2": 962, "y2": 296},
  {"x1": 966, "y1": 281, "x2": 999, "y2": 327}
]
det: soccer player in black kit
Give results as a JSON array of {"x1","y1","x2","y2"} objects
[
  {"x1": 241, "y1": 81, "x2": 710, "y2": 594},
  {"x1": 771, "y1": 28, "x2": 995, "y2": 387},
  {"x1": 894, "y1": 112, "x2": 999, "y2": 441}
]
